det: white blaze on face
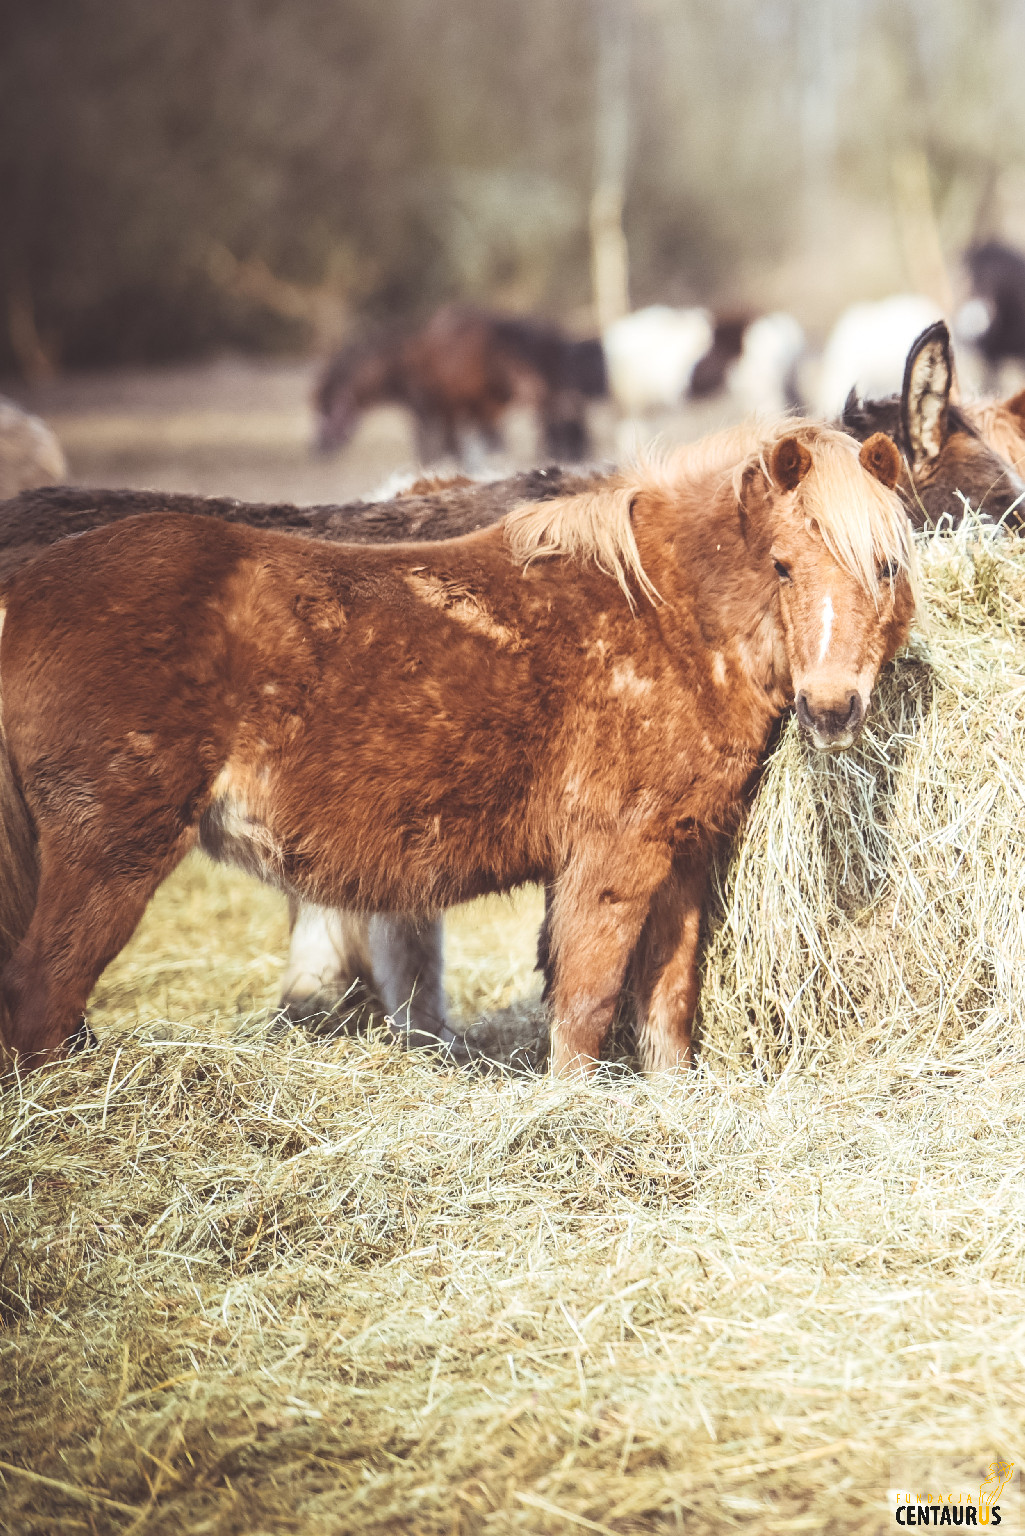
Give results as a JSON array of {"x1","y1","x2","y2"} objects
[{"x1": 817, "y1": 591, "x2": 834, "y2": 666}]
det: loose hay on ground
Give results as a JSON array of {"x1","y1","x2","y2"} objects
[
  {"x1": 4, "y1": 1035, "x2": 1025, "y2": 1534},
  {"x1": 5, "y1": 518, "x2": 1025, "y2": 1531}
]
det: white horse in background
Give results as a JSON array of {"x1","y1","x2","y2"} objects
[
  {"x1": 602, "y1": 305, "x2": 713, "y2": 417},
  {"x1": 727, "y1": 312, "x2": 806, "y2": 415},
  {"x1": 814, "y1": 294, "x2": 943, "y2": 419}
]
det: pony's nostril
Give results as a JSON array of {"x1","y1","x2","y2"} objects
[{"x1": 796, "y1": 689, "x2": 865, "y2": 744}]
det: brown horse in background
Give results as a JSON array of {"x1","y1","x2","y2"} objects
[
  {"x1": 314, "y1": 304, "x2": 604, "y2": 464},
  {"x1": 0, "y1": 422, "x2": 911, "y2": 1075}
]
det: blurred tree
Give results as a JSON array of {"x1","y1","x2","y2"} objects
[
  {"x1": 2, "y1": 0, "x2": 1025, "y2": 372},
  {"x1": 590, "y1": 0, "x2": 632, "y2": 329}
]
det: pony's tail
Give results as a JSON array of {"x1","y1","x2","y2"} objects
[{"x1": 0, "y1": 608, "x2": 38, "y2": 1005}]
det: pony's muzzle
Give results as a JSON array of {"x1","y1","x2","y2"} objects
[
  {"x1": 313, "y1": 406, "x2": 356, "y2": 456},
  {"x1": 796, "y1": 689, "x2": 864, "y2": 751}
]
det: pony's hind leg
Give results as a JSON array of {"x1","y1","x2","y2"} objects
[
  {"x1": 1, "y1": 828, "x2": 193, "y2": 1064},
  {"x1": 546, "y1": 837, "x2": 672, "y2": 1076},
  {"x1": 628, "y1": 848, "x2": 710, "y2": 1074}
]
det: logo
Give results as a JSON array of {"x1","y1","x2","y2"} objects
[{"x1": 890, "y1": 1459, "x2": 1017, "y2": 1529}]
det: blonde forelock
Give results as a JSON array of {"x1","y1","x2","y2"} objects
[{"x1": 504, "y1": 420, "x2": 918, "y2": 607}]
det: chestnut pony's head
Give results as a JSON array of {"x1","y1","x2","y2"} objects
[
  {"x1": 505, "y1": 419, "x2": 916, "y2": 753},
  {"x1": 756, "y1": 426, "x2": 915, "y2": 750}
]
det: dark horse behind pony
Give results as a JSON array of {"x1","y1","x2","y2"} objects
[
  {"x1": 0, "y1": 422, "x2": 912, "y2": 1074},
  {"x1": 314, "y1": 303, "x2": 606, "y2": 466},
  {"x1": 841, "y1": 319, "x2": 1025, "y2": 529}
]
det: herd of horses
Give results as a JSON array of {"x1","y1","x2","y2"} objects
[
  {"x1": 311, "y1": 241, "x2": 1025, "y2": 467},
  {"x1": 1, "y1": 312, "x2": 1025, "y2": 1077}
]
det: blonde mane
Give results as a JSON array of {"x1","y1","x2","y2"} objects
[
  {"x1": 504, "y1": 477, "x2": 660, "y2": 612},
  {"x1": 504, "y1": 420, "x2": 916, "y2": 607}
]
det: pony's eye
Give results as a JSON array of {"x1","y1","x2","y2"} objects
[
  {"x1": 773, "y1": 558, "x2": 792, "y2": 581},
  {"x1": 879, "y1": 558, "x2": 900, "y2": 582}
]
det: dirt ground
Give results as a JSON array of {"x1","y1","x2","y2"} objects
[{"x1": 2, "y1": 352, "x2": 740, "y2": 507}]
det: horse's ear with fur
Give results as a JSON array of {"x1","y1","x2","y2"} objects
[
  {"x1": 769, "y1": 436, "x2": 812, "y2": 491},
  {"x1": 901, "y1": 320, "x2": 952, "y2": 468},
  {"x1": 1002, "y1": 387, "x2": 1025, "y2": 430},
  {"x1": 840, "y1": 385, "x2": 867, "y2": 435},
  {"x1": 858, "y1": 432, "x2": 902, "y2": 489}
]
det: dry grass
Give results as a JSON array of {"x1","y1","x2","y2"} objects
[
  {"x1": 4, "y1": 517, "x2": 1025, "y2": 1532},
  {"x1": 4, "y1": 1035, "x2": 1025, "y2": 1533}
]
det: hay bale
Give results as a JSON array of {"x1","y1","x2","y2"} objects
[
  {"x1": 0, "y1": 396, "x2": 67, "y2": 498},
  {"x1": 699, "y1": 515, "x2": 1025, "y2": 1074}
]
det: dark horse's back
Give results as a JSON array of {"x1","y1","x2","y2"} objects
[
  {"x1": 491, "y1": 318, "x2": 607, "y2": 398},
  {"x1": 0, "y1": 466, "x2": 605, "y2": 585},
  {"x1": 966, "y1": 240, "x2": 1025, "y2": 365}
]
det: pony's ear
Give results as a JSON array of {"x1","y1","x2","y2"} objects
[
  {"x1": 901, "y1": 320, "x2": 952, "y2": 468},
  {"x1": 769, "y1": 436, "x2": 812, "y2": 491},
  {"x1": 859, "y1": 431, "x2": 902, "y2": 489},
  {"x1": 1002, "y1": 387, "x2": 1025, "y2": 429}
]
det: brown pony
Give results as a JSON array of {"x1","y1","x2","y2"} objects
[
  {"x1": 0, "y1": 469, "x2": 602, "y2": 1052},
  {"x1": 0, "y1": 422, "x2": 911, "y2": 1075},
  {"x1": 842, "y1": 321, "x2": 1025, "y2": 529},
  {"x1": 315, "y1": 304, "x2": 602, "y2": 464}
]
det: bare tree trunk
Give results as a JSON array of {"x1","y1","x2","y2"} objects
[
  {"x1": 590, "y1": 0, "x2": 630, "y2": 331},
  {"x1": 798, "y1": 0, "x2": 837, "y2": 240},
  {"x1": 891, "y1": 148, "x2": 953, "y2": 311}
]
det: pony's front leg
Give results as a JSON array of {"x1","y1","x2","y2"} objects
[
  {"x1": 628, "y1": 847, "x2": 710, "y2": 1074},
  {"x1": 547, "y1": 839, "x2": 672, "y2": 1077}
]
